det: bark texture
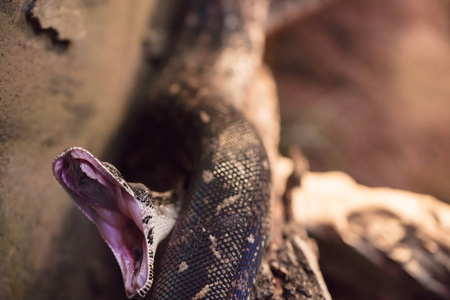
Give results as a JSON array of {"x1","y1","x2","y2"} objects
[
  {"x1": 292, "y1": 171, "x2": 450, "y2": 299},
  {"x1": 0, "y1": 0, "x2": 155, "y2": 298}
]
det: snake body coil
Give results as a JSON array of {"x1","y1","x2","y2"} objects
[{"x1": 53, "y1": 0, "x2": 270, "y2": 298}]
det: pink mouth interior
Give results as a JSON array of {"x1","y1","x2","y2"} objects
[{"x1": 53, "y1": 150, "x2": 148, "y2": 295}]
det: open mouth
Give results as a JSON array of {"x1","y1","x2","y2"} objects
[{"x1": 52, "y1": 148, "x2": 149, "y2": 298}]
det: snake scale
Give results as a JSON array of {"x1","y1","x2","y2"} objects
[{"x1": 52, "y1": 0, "x2": 271, "y2": 298}]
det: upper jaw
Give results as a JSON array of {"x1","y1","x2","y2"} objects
[{"x1": 52, "y1": 147, "x2": 152, "y2": 298}]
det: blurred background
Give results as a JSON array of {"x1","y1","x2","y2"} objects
[
  {"x1": 268, "y1": 0, "x2": 450, "y2": 203},
  {"x1": 267, "y1": 1, "x2": 450, "y2": 298},
  {"x1": 1, "y1": 0, "x2": 450, "y2": 298}
]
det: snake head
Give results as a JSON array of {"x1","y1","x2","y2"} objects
[{"x1": 52, "y1": 147, "x2": 178, "y2": 298}]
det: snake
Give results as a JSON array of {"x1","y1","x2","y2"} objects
[{"x1": 52, "y1": 0, "x2": 271, "y2": 298}]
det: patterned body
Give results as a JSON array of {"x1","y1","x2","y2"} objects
[
  {"x1": 148, "y1": 0, "x2": 271, "y2": 297},
  {"x1": 53, "y1": 0, "x2": 271, "y2": 298},
  {"x1": 149, "y1": 99, "x2": 270, "y2": 299}
]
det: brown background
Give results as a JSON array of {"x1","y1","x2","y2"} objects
[
  {"x1": 1, "y1": 0, "x2": 450, "y2": 298},
  {"x1": 268, "y1": 0, "x2": 450, "y2": 203}
]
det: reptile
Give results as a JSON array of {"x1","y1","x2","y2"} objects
[{"x1": 52, "y1": 0, "x2": 271, "y2": 299}]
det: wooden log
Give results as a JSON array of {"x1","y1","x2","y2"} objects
[{"x1": 291, "y1": 171, "x2": 450, "y2": 299}]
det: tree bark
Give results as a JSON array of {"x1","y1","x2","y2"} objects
[{"x1": 0, "y1": 0, "x2": 155, "y2": 298}]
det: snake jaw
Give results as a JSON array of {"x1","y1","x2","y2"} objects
[{"x1": 52, "y1": 147, "x2": 160, "y2": 299}]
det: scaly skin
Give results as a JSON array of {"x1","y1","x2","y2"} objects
[{"x1": 52, "y1": 0, "x2": 270, "y2": 298}]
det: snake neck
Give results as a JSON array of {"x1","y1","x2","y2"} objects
[{"x1": 151, "y1": 0, "x2": 268, "y2": 109}]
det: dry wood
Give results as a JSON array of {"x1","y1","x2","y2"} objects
[{"x1": 291, "y1": 171, "x2": 450, "y2": 299}]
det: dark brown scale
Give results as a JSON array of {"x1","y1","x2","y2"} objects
[
  {"x1": 146, "y1": 0, "x2": 270, "y2": 297},
  {"x1": 142, "y1": 216, "x2": 152, "y2": 224},
  {"x1": 157, "y1": 111, "x2": 267, "y2": 297},
  {"x1": 147, "y1": 228, "x2": 154, "y2": 245}
]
